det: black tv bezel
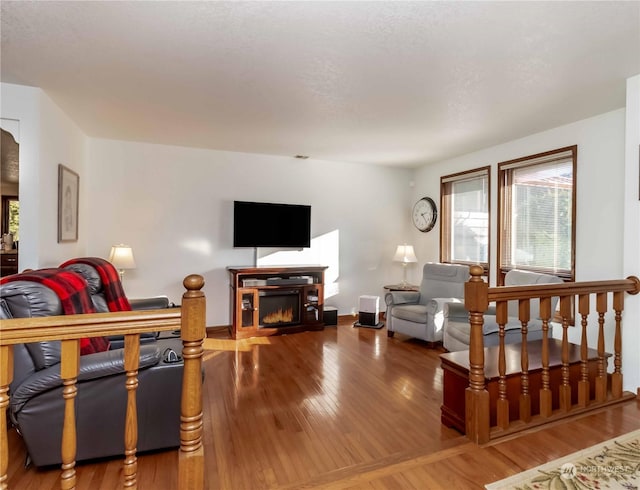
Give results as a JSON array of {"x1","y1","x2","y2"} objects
[{"x1": 233, "y1": 200, "x2": 311, "y2": 248}]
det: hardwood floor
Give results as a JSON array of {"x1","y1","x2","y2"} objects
[{"x1": 7, "y1": 316, "x2": 640, "y2": 489}]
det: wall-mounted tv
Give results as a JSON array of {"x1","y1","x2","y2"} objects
[{"x1": 233, "y1": 200, "x2": 311, "y2": 248}]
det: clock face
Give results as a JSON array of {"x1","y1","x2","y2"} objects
[{"x1": 412, "y1": 197, "x2": 437, "y2": 232}]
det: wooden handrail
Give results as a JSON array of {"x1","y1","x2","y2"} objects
[
  {"x1": 0, "y1": 309, "x2": 182, "y2": 344},
  {"x1": 0, "y1": 274, "x2": 206, "y2": 490},
  {"x1": 486, "y1": 277, "x2": 640, "y2": 301},
  {"x1": 464, "y1": 265, "x2": 640, "y2": 444}
]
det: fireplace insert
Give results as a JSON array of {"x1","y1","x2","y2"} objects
[{"x1": 258, "y1": 289, "x2": 300, "y2": 327}]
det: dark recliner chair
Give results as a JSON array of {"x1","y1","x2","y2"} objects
[
  {"x1": 0, "y1": 266, "x2": 184, "y2": 467},
  {"x1": 61, "y1": 260, "x2": 171, "y2": 348}
]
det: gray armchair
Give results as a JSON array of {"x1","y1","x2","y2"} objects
[
  {"x1": 443, "y1": 269, "x2": 564, "y2": 352},
  {"x1": 385, "y1": 263, "x2": 469, "y2": 343}
]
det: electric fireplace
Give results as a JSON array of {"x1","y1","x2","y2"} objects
[
  {"x1": 259, "y1": 290, "x2": 300, "y2": 327},
  {"x1": 228, "y1": 265, "x2": 327, "y2": 339}
]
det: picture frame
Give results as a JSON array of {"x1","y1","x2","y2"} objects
[{"x1": 57, "y1": 164, "x2": 79, "y2": 242}]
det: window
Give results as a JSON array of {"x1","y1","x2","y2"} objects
[
  {"x1": 440, "y1": 166, "x2": 490, "y2": 272},
  {"x1": 497, "y1": 146, "x2": 576, "y2": 284},
  {"x1": 1, "y1": 195, "x2": 19, "y2": 241}
]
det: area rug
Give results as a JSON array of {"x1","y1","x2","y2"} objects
[{"x1": 486, "y1": 429, "x2": 640, "y2": 489}]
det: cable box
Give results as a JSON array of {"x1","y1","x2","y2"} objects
[
  {"x1": 243, "y1": 279, "x2": 267, "y2": 287},
  {"x1": 266, "y1": 277, "x2": 312, "y2": 285}
]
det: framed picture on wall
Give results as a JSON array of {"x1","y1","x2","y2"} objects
[{"x1": 57, "y1": 164, "x2": 79, "y2": 242}]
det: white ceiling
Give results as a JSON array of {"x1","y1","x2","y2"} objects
[{"x1": 1, "y1": 1, "x2": 639, "y2": 168}]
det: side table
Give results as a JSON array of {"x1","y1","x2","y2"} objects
[{"x1": 383, "y1": 284, "x2": 419, "y2": 292}]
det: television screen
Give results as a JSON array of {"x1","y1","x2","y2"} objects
[{"x1": 233, "y1": 200, "x2": 311, "y2": 248}]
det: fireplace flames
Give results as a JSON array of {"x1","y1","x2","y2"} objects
[{"x1": 263, "y1": 307, "x2": 294, "y2": 324}]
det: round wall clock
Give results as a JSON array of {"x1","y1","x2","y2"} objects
[{"x1": 412, "y1": 197, "x2": 437, "y2": 232}]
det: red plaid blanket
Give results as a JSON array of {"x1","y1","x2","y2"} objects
[
  {"x1": 60, "y1": 257, "x2": 132, "y2": 312},
  {"x1": 0, "y1": 268, "x2": 110, "y2": 355}
]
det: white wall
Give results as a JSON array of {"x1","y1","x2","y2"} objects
[
  {"x1": 411, "y1": 109, "x2": 626, "y2": 283},
  {"x1": 0, "y1": 83, "x2": 88, "y2": 269},
  {"x1": 85, "y1": 138, "x2": 413, "y2": 326},
  {"x1": 37, "y1": 89, "x2": 88, "y2": 264},
  {"x1": 623, "y1": 75, "x2": 640, "y2": 393},
  {"x1": 412, "y1": 105, "x2": 639, "y2": 391}
]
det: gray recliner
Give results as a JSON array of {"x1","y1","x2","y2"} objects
[
  {"x1": 0, "y1": 268, "x2": 184, "y2": 467},
  {"x1": 385, "y1": 263, "x2": 469, "y2": 343},
  {"x1": 443, "y1": 269, "x2": 564, "y2": 352}
]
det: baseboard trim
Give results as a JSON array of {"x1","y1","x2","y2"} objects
[{"x1": 206, "y1": 325, "x2": 230, "y2": 335}]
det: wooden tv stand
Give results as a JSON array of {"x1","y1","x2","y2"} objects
[{"x1": 227, "y1": 265, "x2": 327, "y2": 339}]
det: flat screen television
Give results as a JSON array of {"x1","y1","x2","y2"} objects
[{"x1": 233, "y1": 200, "x2": 311, "y2": 248}]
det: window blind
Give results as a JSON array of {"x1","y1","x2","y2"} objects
[{"x1": 499, "y1": 146, "x2": 575, "y2": 277}]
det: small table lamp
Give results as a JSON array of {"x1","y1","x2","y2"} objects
[
  {"x1": 393, "y1": 244, "x2": 418, "y2": 287},
  {"x1": 109, "y1": 244, "x2": 136, "y2": 282}
]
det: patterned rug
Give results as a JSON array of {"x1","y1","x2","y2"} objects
[{"x1": 486, "y1": 429, "x2": 640, "y2": 489}]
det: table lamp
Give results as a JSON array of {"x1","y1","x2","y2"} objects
[
  {"x1": 109, "y1": 244, "x2": 136, "y2": 282},
  {"x1": 393, "y1": 244, "x2": 417, "y2": 287}
]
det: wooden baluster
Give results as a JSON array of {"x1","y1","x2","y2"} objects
[
  {"x1": 611, "y1": 291, "x2": 624, "y2": 399},
  {"x1": 518, "y1": 299, "x2": 531, "y2": 422},
  {"x1": 123, "y1": 334, "x2": 141, "y2": 489},
  {"x1": 179, "y1": 275, "x2": 206, "y2": 490},
  {"x1": 496, "y1": 301, "x2": 509, "y2": 430},
  {"x1": 464, "y1": 265, "x2": 490, "y2": 444},
  {"x1": 0, "y1": 345, "x2": 13, "y2": 490},
  {"x1": 595, "y1": 292, "x2": 608, "y2": 402},
  {"x1": 578, "y1": 294, "x2": 590, "y2": 407},
  {"x1": 539, "y1": 297, "x2": 552, "y2": 417},
  {"x1": 559, "y1": 296, "x2": 572, "y2": 412},
  {"x1": 60, "y1": 339, "x2": 80, "y2": 490}
]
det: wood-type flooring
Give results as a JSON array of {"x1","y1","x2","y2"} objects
[{"x1": 6, "y1": 316, "x2": 640, "y2": 489}]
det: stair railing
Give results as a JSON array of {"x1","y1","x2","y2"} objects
[
  {"x1": 464, "y1": 265, "x2": 639, "y2": 444},
  {"x1": 0, "y1": 274, "x2": 206, "y2": 490}
]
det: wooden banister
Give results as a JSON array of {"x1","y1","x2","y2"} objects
[
  {"x1": 60, "y1": 340, "x2": 80, "y2": 490},
  {"x1": 495, "y1": 301, "x2": 509, "y2": 429},
  {"x1": 539, "y1": 296, "x2": 552, "y2": 417},
  {"x1": 123, "y1": 334, "x2": 141, "y2": 489},
  {"x1": 0, "y1": 274, "x2": 206, "y2": 490},
  {"x1": 0, "y1": 346, "x2": 12, "y2": 490},
  {"x1": 178, "y1": 274, "x2": 206, "y2": 490},
  {"x1": 518, "y1": 298, "x2": 531, "y2": 423},
  {"x1": 464, "y1": 267, "x2": 639, "y2": 444},
  {"x1": 464, "y1": 266, "x2": 490, "y2": 443}
]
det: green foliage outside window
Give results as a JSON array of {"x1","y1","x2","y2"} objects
[{"x1": 7, "y1": 199, "x2": 19, "y2": 242}]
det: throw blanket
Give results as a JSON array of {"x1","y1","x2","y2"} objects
[
  {"x1": 60, "y1": 257, "x2": 132, "y2": 311},
  {"x1": 0, "y1": 269, "x2": 110, "y2": 355}
]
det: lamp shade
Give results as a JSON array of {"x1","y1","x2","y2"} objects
[
  {"x1": 393, "y1": 244, "x2": 417, "y2": 263},
  {"x1": 109, "y1": 245, "x2": 136, "y2": 270}
]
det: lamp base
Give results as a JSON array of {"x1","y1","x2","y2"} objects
[{"x1": 400, "y1": 263, "x2": 409, "y2": 286}]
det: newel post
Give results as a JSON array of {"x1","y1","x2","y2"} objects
[
  {"x1": 0, "y1": 345, "x2": 13, "y2": 490},
  {"x1": 464, "y1": 265, "x2": 490, "y2": 444},
  {"x1": 178, "y1": 274, "x2": 206, "y2": 490}
]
